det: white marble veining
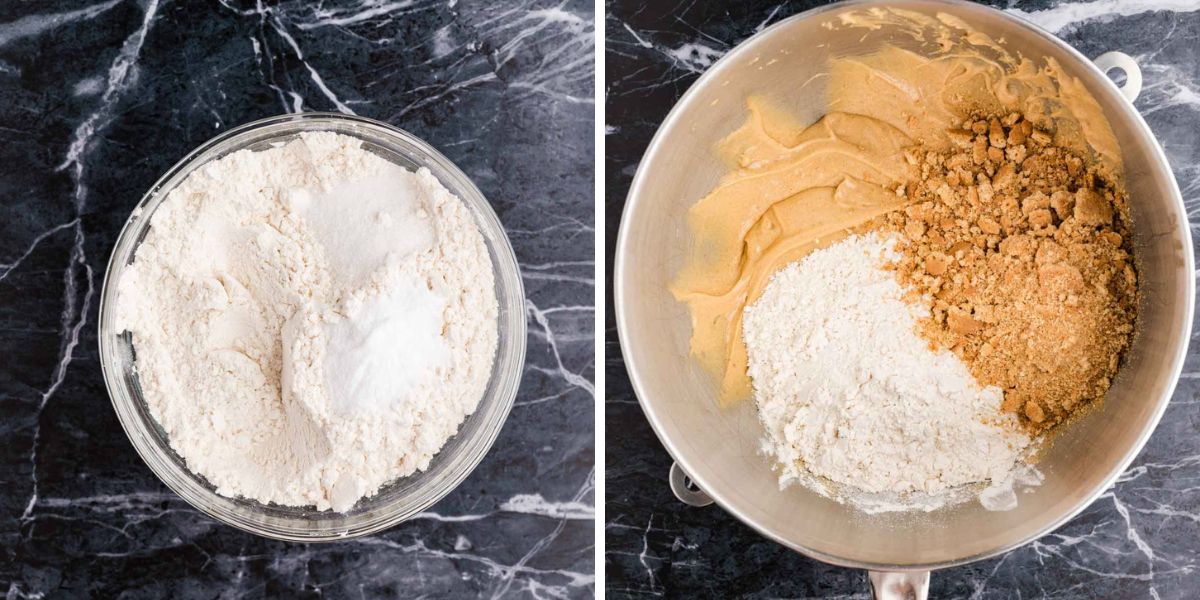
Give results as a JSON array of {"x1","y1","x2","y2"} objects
[
  {"x1": 605, "y1": 1, "x2": 1200, "y2": 597},
  {"x1": 1, "y1": 0, "x2": 595, "y2": 597},
  {"x1": 0, "y1": 0, "x2": 122, "y2": 48},
  {"x1": 1009, "y1": 0, "x2": 1200, "y2": 33}
]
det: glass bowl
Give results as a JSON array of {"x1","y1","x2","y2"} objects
[{"x1": 98, "y1": 113, "x2": 526, "y2": 541}]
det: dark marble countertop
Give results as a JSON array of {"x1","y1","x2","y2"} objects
[
  {"x1": 605, "y1": 1, "x2": 1200, "y2": 597},
  {"x1": 0, "y1": 1, "x2": 594, "y2": 597}
]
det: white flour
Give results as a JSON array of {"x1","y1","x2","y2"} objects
[
  {"x1": 743, "y1": 234, "x2": 1032, "y2": 512},
  {"x1": 116, "y1": 132, "x2": 497, "y2": 512}
]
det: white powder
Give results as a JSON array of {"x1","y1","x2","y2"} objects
[
  {"x1": 116, "y1": 132, "x2": 498, "y2": 512},
  {"x1": 743, "y1": 234, "x2": 1032, "y2": 513},
  {"x1": 318, "y1": 283, "x2": 450, "y2": 415}
]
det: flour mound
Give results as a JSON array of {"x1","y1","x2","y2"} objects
[
  {"x1": 743, "y1": 234, "x2": 1030, "y2": 512},
  {"x1": 116, "y1": 132, "x2": 498, "y2": 512}
]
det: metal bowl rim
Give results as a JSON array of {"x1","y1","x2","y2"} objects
[{"x1": 613, "y1": 0, "x2": 1194, "y2": 571}]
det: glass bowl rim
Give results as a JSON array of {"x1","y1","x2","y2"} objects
[{"x1": 97, "y1": 112, "x2": 527, "y2": 541}]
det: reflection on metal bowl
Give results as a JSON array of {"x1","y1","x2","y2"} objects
[{"x1": 614, "y1": 0, "x2": 1192, "y2": 595}]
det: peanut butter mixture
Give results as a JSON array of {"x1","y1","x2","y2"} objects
[
  {"x1": 670, "y1": 101, "x2": 910, "y2": 403},
  {"x1": 883, "y1": 113, "x2": 1137, "y2": 432},
  {"x1": 673, "y1": 14, "x2": 1124, "y2": 406}
]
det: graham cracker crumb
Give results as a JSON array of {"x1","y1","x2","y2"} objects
[{"x1": 883, "y1": 113, "x2": 1139, "y2": 433}]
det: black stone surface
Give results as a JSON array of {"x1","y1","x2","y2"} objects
[
  {"x1": 605, "y1": 1, "x2": 1200, "y2": 598},
  {"x1": 0, "y1": 1, "x2": 594, "y2": 597}
]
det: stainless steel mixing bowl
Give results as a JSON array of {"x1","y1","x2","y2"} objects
[{"x1": 613, "y1": 0, "x2": 1193, "y2": 595}]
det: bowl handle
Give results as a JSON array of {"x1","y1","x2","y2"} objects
[
  {"x1": 669, "y1": 461, "x2": 714, "y2": 507},
  {"x1": 1093, "y1": 51, "x2": 1142, "y2": 103},
  {"x1": 668, "y1": 463, "x2": 932, "y2": 597},
  {"x1": 868, "y1": 570, "x2": 930, "y2": 600}
]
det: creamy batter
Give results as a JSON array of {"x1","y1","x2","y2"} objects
[{"x1": 671, "y1": 8, "x2": 1122, "y2": 404}]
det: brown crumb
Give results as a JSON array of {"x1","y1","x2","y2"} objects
[{"x1": 883, "y1": 112, "x2": 1138, "y2": 433}]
